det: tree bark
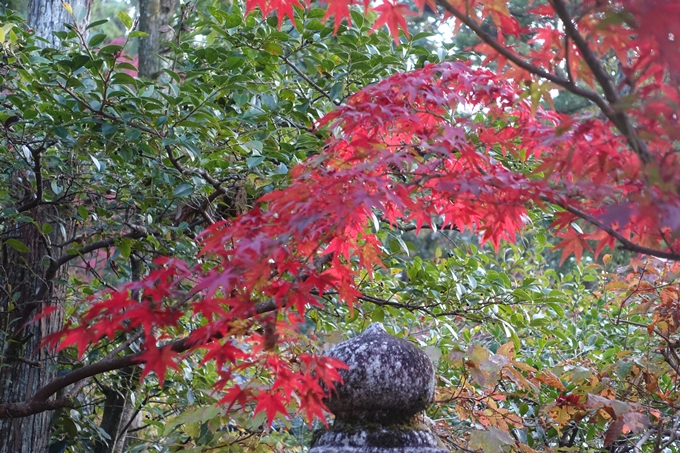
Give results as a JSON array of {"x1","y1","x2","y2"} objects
[
  {"x1": 138, "y1": 0, "x2": 161, "y2": 79},
  {"x1": 0, "y1": 205, "x2": 75, "y2": 453},
  {"x1": 27, "y1": 0, "x2": 92, "y2": 48},
  {"x1": 0, "y1": 6, "x2": 92, "y2": 445},
  {"x1": 94, "y1": 367, "x2": 141, "y2": 453},
  {"x1": 138, "y1": 0, "x2": 178, "y2": 79}
]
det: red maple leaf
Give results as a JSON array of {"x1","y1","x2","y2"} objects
[
  {"x1": 137, "y1": 342, "x2": 180, "y2": 387},
  {"x1": 299, "y1": 385, "x2": 329, "y2": 426},
  {"x1": 253, "y1": 390, "x2": 288, "y2": 428},
  {"x1": 554, "y1": 229, "x2": 594, "y2": 265},
  {"x1": 245, "y1": 0, "x2": 304, "y2": 29},
  {"x1": 369, "y1": 1, "x2": 417, "y2": 45},
  {"x1": 322, "y1": 0, "x2": 355, "y2": 33},
  {"x1": 220, "y1": 384, "x2": 253, "y2": 411}
]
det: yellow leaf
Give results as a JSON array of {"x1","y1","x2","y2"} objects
[
  {"x1": 497, "y1": 341, "x2": 515, "y2": 360},
  {"x1": 62, "y1": 2, "x2": 73, "y2": 14}
]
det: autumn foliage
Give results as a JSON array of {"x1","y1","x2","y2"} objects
[{"x1": 42, "y1": 0, "x2": 680, "y2": 448}]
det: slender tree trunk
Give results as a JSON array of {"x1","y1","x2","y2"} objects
[
  {"x1": 27, "y1": 0, "x2": 92, "y2": 48},
  {"x1": 138, "y1": 0, "x2": 161, "y2": 79},
  {"x1": 138, "y1": 0, "x2": 177, "y2": 79},
  {"x1": 94, "y1": 367, "x2": 141, "y2": 453}
]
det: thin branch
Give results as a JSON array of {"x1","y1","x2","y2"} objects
[
  {"x1": 165, "y1": 145, "x2": 230, "y2": 198},
  {"x1": 438, "y1": 0, "x2": 653, "y2": 163},
  {"x1": 549, "y1": 0, "x2": 653, "y2": 163},
  {"x1": 434, "y1": 0, "x2": 608, "y2": 110},
  {"x1": 546, "y1": 197, "x2": 680, "y2": 261},
  {"x1": 56, "y1": 82, "x2": 161, "y2": 138},
  {"x1": 281, "y1": 55, "x2": 340, "y2": 106}
]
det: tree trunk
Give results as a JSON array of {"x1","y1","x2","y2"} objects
[
  {"x1": 138, "y1": 0, "x2": 177, "y2": 79},
  {"x1": 0, "y1": 206, "x2": 75, "y2": 453},
  {"x1": 0, "y1": 8, "x2": 91, "y2": 448},
  {"x1": 27, "y1": 0, "x2": 92, "y2": 48},
  {"x1": 94, "y1": 367, "x2": 141, "y2": 453},
  {"x1": 138, "y1": 0, "x2": 161, "y2": 79}
]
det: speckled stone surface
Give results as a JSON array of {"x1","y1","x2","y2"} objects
[
  {"x1": 310, "y1": 429, "x2": 446, "y2": 453},
  {"x1": 309, "y1": 323, "x2": 448, "y2": 453},
  {"x1": 325, "y1": 323, "x2": 435, "y2": 423}
]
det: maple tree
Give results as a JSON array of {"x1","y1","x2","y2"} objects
[{"x1": 2, "y1": 0, "x2": 680, "y2": 451}]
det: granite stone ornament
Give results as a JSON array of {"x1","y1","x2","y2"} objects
[{"x1": 309, "y1": 323, "x2": 448, "y2": 453}]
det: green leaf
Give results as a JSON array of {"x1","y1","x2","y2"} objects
[
  {"x1": 207, "y1": 6, "x2": 230, "y2": 23},
  {"x1": 90, "y1": 154, "x2": 101, "y2": 171},
  {"x1": 329, "y1": 82, "x2": 344, "y2": 101},
  {"x1": 163, "y1": 69, "x2": 181, "y2": 83},
  {"x1": 71, "y1": 54, "x2": 90, "y2": 70},
  {"x1": 51, "y1": 181, "x2": 63, "y2": 195},
  {"x1": 5, "y1": 238, "x2": 29, "y2": 253},
  {"x1": 88, "y1": 33, "x2": 107, "y2": 48},
  {"x1": 616, "y1": 361, "x2": 633, "y2": 379},
  {"x1": 116, "y1": 62, "x2": 138, "y2": 71},
  {"x1": 86, "y1": 19, "x2": 109, "y2": 30},
  {"x1": 118, "y1": 11, "x2": 133, "y2": 30},
  {"x1": 0, "y1": 23, "x2": 14, "y2": 43},
  {"x1": 111, "y1": 73, "x2": 136, "y2": 86},
  {"x1": 129, "y1": 31, "x2": 149, "y2": 39},
  {"x1": 173, "y1": 183, "x2": 193, "y2": 198},
  {"x1": 77, "y1": 206, "x2": 89, "y2": 221},
  {"x1": 225, "y1": 14, "x2": 243, "y2": 29},
  {"x1": 263, "y1": 42, "x2": 283, "y2": 56},
  {"x1": 247, "y1": 156, "x2": 265, "y2": 169},
  {"x1": 118, "y1": 238, "x2": 131, "y2": 259},
  {"x1": 371, "y1": 306, "x2": 385, "y2": 322},
  {"x1": 42, "y1": 223, "x2": 53, "y2": 235}
]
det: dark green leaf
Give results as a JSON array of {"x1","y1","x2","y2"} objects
[
  {"x1": 5, "y1": 238, "x2": 29, "y2": 253},
  {"x1": 173, "y1": 183, "x2": 194, "y2": 198}
]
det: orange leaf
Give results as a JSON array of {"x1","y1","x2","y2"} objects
[{"x1": 536, "y1": 370, "x2": 566, "y2": 391}]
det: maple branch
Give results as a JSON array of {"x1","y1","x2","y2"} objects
[
  {"x1": 548, "y1": 198, "x2": 680, "y2": 261},
  {"x1": 549, "y1": 0, "x2": 653, "y2": 163},
  {"x1": 439, "y1": 0, "x2": 654, "y2": 164},
  {"x1": 434, "y1": 0, "x2": 607, "y2": 110},
  {"x1": 388, "y1": 220, "x2": 459, "y2": 233}
]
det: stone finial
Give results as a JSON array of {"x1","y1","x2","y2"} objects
[
  {"x1": 310, "y1": 323, "x2": 448, "y2": 453},
  {"x1": 325, "y1": 323, "x2": 435, "y2": 423}
]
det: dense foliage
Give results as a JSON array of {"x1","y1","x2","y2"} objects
[{"x1": 1, "y1": 0, "x2": 680, "y2": 452}]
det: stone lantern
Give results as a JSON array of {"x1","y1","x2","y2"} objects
[{"x1": 309, "y1": 323, "x2": 448, "y2": 453}]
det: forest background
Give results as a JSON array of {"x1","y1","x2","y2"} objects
[{"x1": 1, "y1": 0, "x2": 679, "y2": 453}]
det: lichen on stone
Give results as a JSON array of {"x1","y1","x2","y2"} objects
[{"x1": 309, "y1": 323, "x2": 448, "y2": 453}]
